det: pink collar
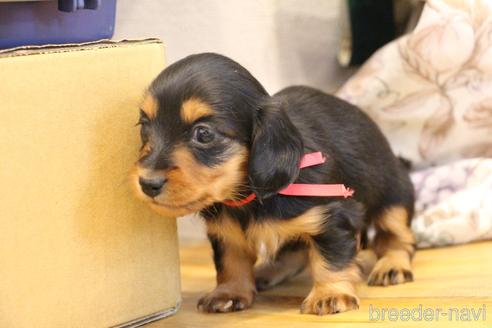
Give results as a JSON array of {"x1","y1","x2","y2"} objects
[{"x1": 223, "y1": 152, "x2": 354, "y2": 207}]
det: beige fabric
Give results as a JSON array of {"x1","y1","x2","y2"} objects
[
  {"x1": 338, "y1": 0, "x2": 492, "y2": 248},
  {"x1": 0, "y1": 40, "x2": 180, "y2": 328},
  {"x1": 411, "y1": 158, "x2": 492, "y2": 248},
  {"x1": 338, "y1": 0, "x2": 492, "y2": 168}
]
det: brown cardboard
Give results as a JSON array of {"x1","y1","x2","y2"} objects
[{"x1": 0, "y1": 39, "x2": 181, "y2": 327}]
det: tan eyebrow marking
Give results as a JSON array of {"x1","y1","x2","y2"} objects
[
  {"x1": 141, "y1": 93, "x2": 158, "y2": 119},
  {"x1": 180, "y1": 98, "x2": 214, "y2": 123}
]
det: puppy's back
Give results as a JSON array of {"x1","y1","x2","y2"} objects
[{"x1": 273, "y1": 86, "x2": 414, "y2": 220}]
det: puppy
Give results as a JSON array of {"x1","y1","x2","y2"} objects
[{"x1": 132, "y1": 53, "x2": 415, "y2": 315}]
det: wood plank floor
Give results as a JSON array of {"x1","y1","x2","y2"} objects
[{"x1": 150, "y1": 241, "x2": 492, "y2": 327}]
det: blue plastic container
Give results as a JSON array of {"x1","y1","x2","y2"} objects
[{"x1": 0, "y1": 0, "x2": 116, "y2": 49}]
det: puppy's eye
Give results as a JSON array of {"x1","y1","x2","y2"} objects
[
  {"x1": 137, "y1": 110, "x2": 150, "y2": 126},
  {"x1": 192, "y1": 125, "x2": 215, "y2": 144}
]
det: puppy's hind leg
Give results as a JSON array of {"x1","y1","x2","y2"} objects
[
  {"x1": 355, "y1": 248, "x2": 378, "y2": 277},
  {"x1": 255, "y1": 240, "x2": 308, "y2": 291},
  {"x1": 368, "y1": 206, "x2": 416, "y2": 286}
]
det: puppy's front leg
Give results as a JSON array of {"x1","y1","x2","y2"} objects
[
  {"x1": 198, "y1": 219, "x2": 256, "y2": 313},
  {"x1": 301, "y1": 202, "x2": 363, "y2": 315}
]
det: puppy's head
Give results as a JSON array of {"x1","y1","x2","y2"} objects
[{"x1": 132, "y1": 53, "x2": 303, "y2": 217}]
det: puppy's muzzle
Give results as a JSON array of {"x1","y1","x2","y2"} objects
[{"x1": 139, "y1": 176, "x2": 167, "y2": 198}]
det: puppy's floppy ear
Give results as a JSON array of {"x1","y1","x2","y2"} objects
[{"x1": 248, "y1": 98, "x2": 303, "y2": 200}]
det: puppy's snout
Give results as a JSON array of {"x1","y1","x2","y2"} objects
[{"x1": 139, "y1": 177, "x2": 166, "y2": 198}]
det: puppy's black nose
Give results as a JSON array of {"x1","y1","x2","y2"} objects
[{"x1": 139, "y1": 177, "x2": 166, "y2": 198}]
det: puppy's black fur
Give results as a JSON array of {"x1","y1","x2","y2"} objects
[
  {"x1": 136, "y1": 53, "x2": 416, "y2": 315},
  {"x1": 185, "y1": 54, "x2": 415, "y2": 268}
]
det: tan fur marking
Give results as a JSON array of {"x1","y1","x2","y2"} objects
[
  {"x1": 181, "y1": 98, "x2": 214, "y2": 123},
  {"x1": 207, "y1": 207, "x2": 327, "y2": 294},
  {"x1": 377, "y1": 207, "x2": 415, "y2": 246},
  {"x1": 374, "y1": 206, "x2": 415, "y2": 256},
  {"x1": 218, "y1": 241, "x2": 256, "y2": 285},
  {"x1": 132, "y1": 144, "x2": 248, "y2": 217},
  {"x1": 368, "y1": 250, "x2": 413, "y2": 286},
  {"x1": 375, "y1": 250, "x2": 411, "y2": 271},
  {"x1": 246, "y1": 206, "x2": 326, "y2": 258},
  {"x1": 373, "y1": 232, "x2": 414, "y2": 257},
  {"x1": 141, "y1": 93, "x2": 158, "y2": 119},
  {"x1": 206, "y1": 214, "x2": 249, "y2": 251},
  {"x1": 139, "y1": 143, "x2": 151, "y2": 159},
  {"x1": 199, "y1": 214, "x2": 256, "y2": 313},
  {"x1": 368, "y1": 206, "x2": 415, "y2": 286},
  {"x1": 308, "y1": 245, "x2": 360, "y2": 293},
  {"x1": 301, "y1": 244, "x2": 360, "y2": 314},
  {"x1": 167, "y1": 146, "x2": 247, "y2": 203},
  {"x1": 205, "y1": 214, "x2": 254, "y2": 275},
  {"x1": 355, "y1": 249, "x2": 378, "y2": 277}
]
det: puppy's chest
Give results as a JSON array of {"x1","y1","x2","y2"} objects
[
  {"x1": 217, "y1": 206, "x2": 323, "y2": 258},
  {"x1": 245, "y1": 222, "x2": 289, "y2": 259}
]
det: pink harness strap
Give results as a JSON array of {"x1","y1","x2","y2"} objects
[
  {"x1": 279, "y1": 183, "x2": 354, "y2": 198},
  {"x1": 223, "y1": 152, "x2": 354, "y2": 207},
  {"x1": 299, "y1": 151, "x2": 326, "y2": 168}
]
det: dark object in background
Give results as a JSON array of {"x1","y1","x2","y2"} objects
[
  {"x1": 338, "y1": 0, "x2": 424, "y2": 67},
  {"x1": 339, "y1": 0, "x2": 395, "y2": 66},
  {"x1": 0, "y1": 0, "x2": 116, "y2": 49},
  {"x1": 58, "y1": 0, "x2": 101, "y2": 12}
]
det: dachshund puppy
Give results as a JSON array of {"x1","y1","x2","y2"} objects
[{"x1": 132, "y1": 53, "x2": 415, "y2": 315}]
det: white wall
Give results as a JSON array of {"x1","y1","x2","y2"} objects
[
  {"x1": 113, "y1": 0, "x2": 353, "y2": 241},
  {"x1": 114, "y1": 0, "x2": 352, "y2": 94}
]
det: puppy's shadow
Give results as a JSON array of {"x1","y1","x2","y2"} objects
[
  {"x1": 255, "y1": 271, "x2": 312, "y2": 310},
  {"x1": 183, "y1": 270, "x2": 312, "y2": 316}
]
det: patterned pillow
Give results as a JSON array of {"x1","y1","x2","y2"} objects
[{"x1": 337, "y1": 0, "x2": 492, "y2": 168}]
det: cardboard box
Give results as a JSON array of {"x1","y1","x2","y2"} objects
[{"x1": 0, "y1": 40, "x2": 181, "y2": 327}]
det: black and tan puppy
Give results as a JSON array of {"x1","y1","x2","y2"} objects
[{"x1": 132, "y1": 53, "x2": 415, "y2": 315}]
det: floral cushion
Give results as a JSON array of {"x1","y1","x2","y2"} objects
[
  {"x1": 337, "y1": 0, "x2": 492, "y2": 168},
  {"x1": 337, "y1": 0, "x2": 492, "y2": 247}
]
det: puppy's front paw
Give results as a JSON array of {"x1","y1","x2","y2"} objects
[
  {"x1": 301, "y1": 291, "x2": 359, "y2": 315},
  {"x1": 197, "y1": 285, "x2": 255, "y2": 313},
  {"x1": 368, "y1": 256, "x2": 413, "y2": 286}
]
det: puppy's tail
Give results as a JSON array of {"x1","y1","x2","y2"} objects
[{"x1": 355, "y1": 249, "x2": 378, "y2": 277}]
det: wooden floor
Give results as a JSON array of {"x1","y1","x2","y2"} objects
[{"x1": 150, "y1": 241, "x2": 492, "y2": 327}]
